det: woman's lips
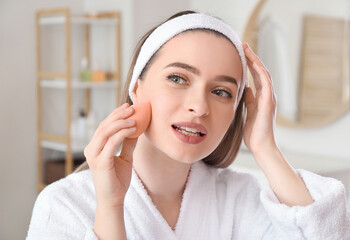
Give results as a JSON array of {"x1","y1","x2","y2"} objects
[{"x1": 171, "y1": 122, "x2": 207, "y2": 144}]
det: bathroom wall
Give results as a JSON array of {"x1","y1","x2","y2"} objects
[{"x1": 0, "y1": 1, "x2": 84, "y2": 239}]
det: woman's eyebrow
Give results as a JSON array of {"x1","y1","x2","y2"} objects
[
  {"x1": 214, "y1": 75, "x2": 238, "y2": 86},
  {"x1": 164, "y1": 61, "x2": 238, "y2": 86},
  {"x1": 164, "y1": 62, "x2": 200, "y2": 75}
]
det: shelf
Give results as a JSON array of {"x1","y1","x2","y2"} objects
[
  {"x1": 41, "y1": 139, "x2": 89, "y2": 153},
  {"x1": 40, "y1": 79, "x2": 119, "y2": 89},
  {"x1": 39, "y1": 16, "x2": 118, "y2": 25},
  {"x1": 36, "y1": 8, "x2": 121, "y2": 193}
]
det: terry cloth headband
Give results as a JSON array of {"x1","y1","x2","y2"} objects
[{"x1": 128, "y1": 13, "x2": 247, "y2": 110}]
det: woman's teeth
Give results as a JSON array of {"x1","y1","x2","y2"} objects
[
  {"x1": 178, "y1": 128, "x2": 199, "y2": 137},
  {"x1": 172, "y1": 125, "x2": 204, "y2": 137}
]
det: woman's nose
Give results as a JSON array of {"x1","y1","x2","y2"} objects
[{"x1": 186, "y1": 92, "x2": 210, "y2": 118}]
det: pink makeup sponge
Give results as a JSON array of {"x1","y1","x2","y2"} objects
[{"x1": 126, "y1": 101, "x2": 152, "y2": 138}]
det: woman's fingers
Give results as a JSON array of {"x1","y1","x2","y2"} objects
[
  {"x1": 101, "y1": 103, "x2": 132, "y2": 125},
  {"x1": 244, "y1": 87, "x2": 255, "y2": 105},
  {"x1": 243, "y1": 43, "x2": 275, "y2": 102},
  {"x1": 247, "y1": 59, "x2": 263, "y2": 90},
  {"x1": 243, "y1": 43, "x2": 271, "y2": 78},
  {"x1": 244, "y1": 87, "x2": 256, "y2": 117},
  {"x1": 99, "y1": 127, "x2": 137, "y2": 161},
  {"x1": 86, "y1": 119, "x2": 136, "y2": 158},
  {"x1": 104, "y1": 102, "x2": 129, "y2": 120},
  {"x1": 252, "y1": 61, "x2": 272, "y2": 92},
  {"x1": 84, "y1": 105, "x2": 135, "y2": 159},
  {"x1": 243, "y1": 43, "x2": 273, "y2": 89}
]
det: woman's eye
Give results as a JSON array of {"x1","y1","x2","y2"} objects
[
  {"x1": 213, "y1": 89, "x2": 233, "y2": 99},
  {"x1": 167, "y1": 74, "x2": 187, "y2": 85}
]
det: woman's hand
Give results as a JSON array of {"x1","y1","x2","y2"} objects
[
  {"x1": 242, "y1": 42, "x2": 277, "y2": 156},
  {"x1": 84, "y1": 103, "x2": 137, "y2": 207},
  {"x1": 241, "y1": 43, "x2": 314, "y2": 206}
]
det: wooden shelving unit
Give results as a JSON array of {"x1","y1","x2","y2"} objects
[{"x1": 35, "y1": 8, "x2": 122, "y2": 192}]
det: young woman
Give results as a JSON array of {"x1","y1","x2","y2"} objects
[{"x1": 27, "y1": 11, "x2": 350, "y2": 240}]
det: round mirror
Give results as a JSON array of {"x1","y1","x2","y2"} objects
[{"x1": 243, "y1": 0, "x2": 350, "y2": 128}]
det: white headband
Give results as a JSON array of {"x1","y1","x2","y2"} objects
[{"x1": 128, "y1": 13, "x2": 247, "y2": 109}]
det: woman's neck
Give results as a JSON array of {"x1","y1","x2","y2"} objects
[{"x1": 132, "y1": 134, "x2": 192, "y2": 201}]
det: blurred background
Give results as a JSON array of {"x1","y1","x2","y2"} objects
[{"x1": 0, "y1": 0, "x2": 349, "y2": 239}]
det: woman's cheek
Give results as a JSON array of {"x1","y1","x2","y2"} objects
[{"x1": 144, "y1": 93, "x2": 173, "y2": 136}]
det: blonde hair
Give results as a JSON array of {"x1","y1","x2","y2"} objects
[{"x1": 75, "y1": 10, "x2": 245, "y2": 172}]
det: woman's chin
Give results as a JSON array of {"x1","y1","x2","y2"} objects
[{"x1": 163, "y1": 148, "x2": 205, "y2": 164}]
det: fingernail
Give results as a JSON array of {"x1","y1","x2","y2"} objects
[
  {"x1": 126, "y1": 119, "x2": 135, "y2": 123},
  {"x1": 246, "y1": 43, "x2": 250, "y2": 49}
]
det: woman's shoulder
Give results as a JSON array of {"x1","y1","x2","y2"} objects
[
  {"x1": 37, "y1": 169, "x2": 95, "y2": 207},
  {"x1": 44, "y1": 169, "x2": 93, "y2": 192},
  {"x1": 28, "y1": 170, "x2": 96, "y2": 238}
]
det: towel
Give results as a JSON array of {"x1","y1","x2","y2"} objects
[{"x1": 26, "y1": 161, "x2": 350, "y2": 239}]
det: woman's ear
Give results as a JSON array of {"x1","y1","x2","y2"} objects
[{"x1": 131, "y1": 78, "x2": 141, "y2": 104}]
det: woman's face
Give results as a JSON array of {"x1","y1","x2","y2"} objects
[{"x1": 132, "y1": 31, "x2": 243, "y2": 163}]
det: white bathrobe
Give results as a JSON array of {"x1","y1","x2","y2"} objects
[{"x1": 27, "y1": 161, "x2": 350, "y2": 239}]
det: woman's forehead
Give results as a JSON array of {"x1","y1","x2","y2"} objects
[
  {"x1": 162, "y1": 30, "x2": 238, "y2": 53},
  {"x1": 153, "y1": 31, "x2": 243, "y2": 81}
]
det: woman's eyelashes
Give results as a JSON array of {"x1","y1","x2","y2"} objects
[
  {"x1": 212, "y1": 89, "x2": 233, "y2": 99},
  {"x1": 166, "y1": 74, "x2": 188, "y2": 85},
  {"x1": 165, "y1": 73, "x2": 233, "y2": 99}
]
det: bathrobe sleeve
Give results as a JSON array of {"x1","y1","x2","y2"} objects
[
  {"x1": 260, "y1": 169, "x2": 350, "y2": 240},
  {"x1": 26, "y1": 183, "x2": 98, "y2": 240}
]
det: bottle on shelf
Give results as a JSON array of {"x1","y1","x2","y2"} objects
[
  {"x1": 91, "y1": 62, "x2": 106, "y2": 82},
  {"x1": 80, "y1": 57, "x2": 91, "y2": 82}
]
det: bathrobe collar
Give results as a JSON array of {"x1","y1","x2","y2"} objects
[{"x1": 124, "y1": 160, "x2": 218, "y2": 239}]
